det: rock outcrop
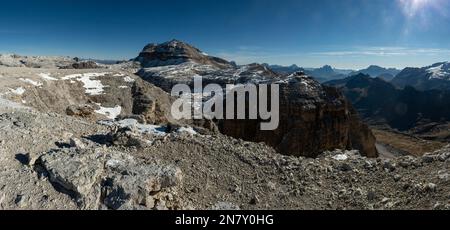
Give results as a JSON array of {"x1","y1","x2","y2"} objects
[
  {"x1": 220, "y1": 73, "x2": 378, "y2": 157},
  {"x1": 66, "y1": 104, "x2": 99, "y2": 118},
  {"x1": 61, "y1": 61, "x2": 100, "y2": 69}
]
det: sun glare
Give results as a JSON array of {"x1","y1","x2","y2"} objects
[{"x1": 398, "y1": 0, "x2": 437, "y2": 18}]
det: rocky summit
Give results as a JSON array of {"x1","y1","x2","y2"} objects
[
  {"x1": 135, "y1": 39, "x2": 233, "y2": 69},
  {"x1": 0, "y1": 40, "x2": 448, "y2": 210}
]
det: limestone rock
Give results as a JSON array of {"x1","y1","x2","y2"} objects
[{"x1": 35, "y1": 148, "x2": 183, "y2": 210}]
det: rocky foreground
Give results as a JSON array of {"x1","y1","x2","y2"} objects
[
  {"x1": 0, "y1": 106, "x2": 448, "y2": 210},
  {"x1": 0, "y1": 41, "x2": 448, "y2": 210}
]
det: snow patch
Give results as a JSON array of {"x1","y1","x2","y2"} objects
[
  {"x1": 98, "y1": 119, "x2": 199, "y2": 137},
  {"x1": 62, "y1": 72, "x2": 110, "y2": 95},
  {"x1": 427, "y1": 64, "x2": 450, "y2": 80},
  {"x1": 95, "y1": 104, "x2": 122, "y2": 120},
  {"x1": 177, "y1": 126, "x2": 198, "y2": 135},
  {"x1": 332, "y1": 154, "x2": 348, "y2": 161},
  {"x1": 99, "y1": 118, "x2": 167, "y2": 136},
  {"x1": 10, "y1": 87, "x2": 25, "y2": 95},
  {"x1": 19, "y1": 78, "x2": 43, "y2": 87},
  {"x1": 38, "y1": 73, "x2": 58, "y2": 81},
  {"x1": 123, "y1": 76, "x2": 135, "y2": 82}
]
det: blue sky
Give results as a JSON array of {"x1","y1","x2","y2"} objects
[{"x1": 0, "y1": 0, "x2": 449, "y2": 69}]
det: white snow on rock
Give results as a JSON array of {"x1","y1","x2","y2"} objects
[
  {"x1": 19, "y1": 78, "x2": 43, "y2": 87},
  {"x1": 98, "y1": 118, "x2": 199, "y2": 137},
  {"x1": 95, "y1": 104, "x2": 122, "y2": 120},
  {"x1": 9, "y1": 87, "x2": 25, "y2": 95},
  {"x1": 38, "y1": 73, "x2": 58, "y2": 81},
  {"x1": 332, "y1": 154, "x2": 348, "y2": 161},
  {"x1": 427, "y1": 63, "x2": 450, "y2": 80},
  {"x1": 123, "y1": 76, "x2": 135, "y2": 82},
  {"x1": 99, "y1": 118, "x2": 168, "y2": 136},
  {"x1": 119, "y1": 86, "x2": 128, "y2": 89},
  {"x1": 177, "y1": 126, "x2": 198, "y2": 135},
  {"x1": 62, "y1": 72, "x2": 110, "y2": 95}
]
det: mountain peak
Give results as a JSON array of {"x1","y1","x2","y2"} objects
[
  {"x1": 367, "y1": 65, "x2": 382, "y2": 69},
  {"x1": 321, "y1": 65, "x2": 333, "y2": 70},
  {"x1": 136, "y1": 40, "x2": 232, "y2": 68}
]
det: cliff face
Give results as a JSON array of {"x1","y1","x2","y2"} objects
[{"x1": 219, "y1": 73, "x2": 378, "y2": 158}]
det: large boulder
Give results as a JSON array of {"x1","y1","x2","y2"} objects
[{"x1": 35, "y1": 148, "x2": 184, "y2": 210}]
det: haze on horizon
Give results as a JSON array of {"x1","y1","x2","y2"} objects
[{"x1": 0, "y1": 0, "x2": 449, "y2": 70}]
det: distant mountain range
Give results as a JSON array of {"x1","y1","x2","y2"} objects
[
  {"x1": 265, "y1": 62, "x2": 450, "y2": 92},
  {"x1": 325, "y1": 73, "x2": 450, "y2": 131},
  {"x1": 391, "y1": 62, "x2": 450, "y2": 91},
  {"x1": 261, "y1": 64, "x2": 304, "y2": 75},
  {"x1": 350, "y1": 65, "x2": 401, "y2": 81},
  {"x1": 263, "y1": 64, "x2": 400, "y2": 82}
]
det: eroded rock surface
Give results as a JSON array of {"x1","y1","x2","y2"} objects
[{"x1": 36, "y1": 148, "x2": 183, "y2": 210}]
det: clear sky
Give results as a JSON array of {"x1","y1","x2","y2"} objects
[{"x1": 0, "y1": 0, "x2": 449, "y2": 69}]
